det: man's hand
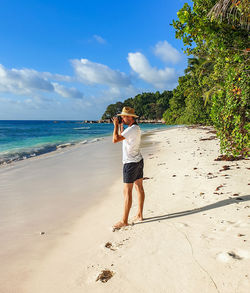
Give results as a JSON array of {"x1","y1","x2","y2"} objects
[
  {"x1": 112, "y1": 117, "x2": 119, "y2": 127},
  {"x1": 120, "y1": 122, "x2": 124, "y2": 133},
  {"x1": 112, "y1": 117, "x2": 125, "y2": 143}
]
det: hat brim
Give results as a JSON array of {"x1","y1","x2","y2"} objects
[{"x1": 117, "y1": 112, "x2": 139, "y2": 118}]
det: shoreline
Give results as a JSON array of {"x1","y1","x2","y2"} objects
[
  {"x1": 0, "y1": 123, "x2": 178, "y2": 168},
  {"x1": 1, "y1": 126, "x2": 249, "y2": 293},
  {"x1": 0, "y1": 127, "x2": 163, "y2": 293}
]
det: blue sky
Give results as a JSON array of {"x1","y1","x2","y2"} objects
[{"x1": 0, "y1": 0, "x2": 193, "y2": 120}]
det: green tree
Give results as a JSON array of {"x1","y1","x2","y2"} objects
[
  {"x1": 101, "y1": 101, "x2": 123, "y2": 120},
  {"x1": 123, "y1": 97, "x2": 134, "y2": 108},
  {"x1": 167, "y1": 0, "x2": 249, "y2": 157},
  {"x1": 102, "y1": 90, "x2": 173, "y2": 121}
]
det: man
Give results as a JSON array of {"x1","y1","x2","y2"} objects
[{"x1": 112, "y1": 106, "x2": 145, "y2": 230}]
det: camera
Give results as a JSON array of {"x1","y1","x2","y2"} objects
[
  {"x1": 117, "y1": 116, "x2": 123, "y2": 124},
  {"x1": 111, "y1": 116, "x2": 123, "y2": 124}
]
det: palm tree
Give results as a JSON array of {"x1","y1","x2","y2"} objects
[
  {"x1": 184, "y1": 56, "x2": 222, "y2": 106},
  {"x1": 185, "y1": 57, "x2": 214, "y2": 81},
  {"x1": 208, "y1": 0, "x2": 249, "y2": 30},
  {"x1": 184, "y1": 58, "x2": 200, "y2": 75}
]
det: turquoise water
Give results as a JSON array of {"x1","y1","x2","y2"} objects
[{"x1": 0, "y1": 120, "x2": 175, "y2": 165}]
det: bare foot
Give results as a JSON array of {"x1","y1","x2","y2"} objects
[
  {"x1": 132, "y1": 215, "x2": 143, "y2": 223},
  {"x1": 112, "y1": 221, "x2": 128, "y2": 231}
]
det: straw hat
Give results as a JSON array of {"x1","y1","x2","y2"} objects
[{"x1": 117, "y1": 107, "x2": 139, "y2": 118}]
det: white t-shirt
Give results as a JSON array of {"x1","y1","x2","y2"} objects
[{"x1": 121, "y1": 124, "x2": 143, "y2": 164}]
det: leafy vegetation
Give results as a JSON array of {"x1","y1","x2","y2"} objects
[
  {"x1": 164, "y1": 0, "x2": 249, "y2": 157},
  {"x1": 101, "y1": 91, "x2": 173, "y2": 120},
  {"x1": 102, "y1": 0, "x2": 249, "y2": 158}
]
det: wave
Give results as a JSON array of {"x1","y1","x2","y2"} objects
[
  {"x1": 0, "y1": 144, "x2": 58, "y2": 166},
  {"x1": 0, "y1": 137, "x2": 105, "y2": 167},
  {"x1": 79, "y1": 140, "x2": 88, "y2": 144},
  {"x1": 0, "y1": 122, "x2": 175, "y2": 167},
  {"x1": 73, "y1": 127, "x2": 90, "y2": 130},
  {"x1": 90, "y1": 137, "x2": 104, "y2": 143},
  {"x1": 56, "y1": 142, "x2": 74, "y2": 149}
]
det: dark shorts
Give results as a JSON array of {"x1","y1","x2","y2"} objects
[{"x1": 123, "y1": 159, "x2": 144, "y2": 183}]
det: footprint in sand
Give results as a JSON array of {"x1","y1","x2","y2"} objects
[
  {"x1": 233, "y1": 220, "x2": 249, "y2": 228},
  {"x1": 104, "y1": 238, "x2": 130, "y2": 251},
  {"x1": 225, "y1": 220, "x2": 236, "y2": 225},
  {"x1": 227, "y1": 251, "x2": 243, "y2": 260},
  {"x1": 216, "y1": 253, "x2": 231, "y2": 262},
  {"x1": 201, "y1": 234, "x2": 215, "y2": 241},
  {"x1": 177, "y1": 222, "x2": 189, "y2": 228},
  {"x1": 112, "y1": 225, "x2": 132, "y2": 232},
  {"x1": 115, "y1": 239, "x2": 129, "y2": 248},
  {"x1": 219, "y1": 220, "x2": 249, "y2": 232},
  {"x1": 216, "y1": 250, "x2": 249, "y2": 262}
]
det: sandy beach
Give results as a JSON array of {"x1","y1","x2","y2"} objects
[{"x1": 1, "y1": 126, "x2": 249, "y2": 293}]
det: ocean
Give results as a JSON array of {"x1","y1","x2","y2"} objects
[{"x1": 0, "y1": 120, "x2": 174, "y2": 165}]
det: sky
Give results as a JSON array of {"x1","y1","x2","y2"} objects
[{"x1": 0, "y1": 0, "x2": 193, "y2": 120}]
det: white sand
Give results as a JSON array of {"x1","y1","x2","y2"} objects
[
  {"x1": 0, "y1": 136, "x2": 123, "y2": 292},
  {"x1": 1, "y1": 126, "x2": 250, "y2": 293}
]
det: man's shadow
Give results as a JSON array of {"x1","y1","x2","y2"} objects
[{"x1": 134, "y1": 195, "x2": 250, "y2": 225}]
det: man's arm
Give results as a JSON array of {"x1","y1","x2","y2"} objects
[
  {"x1": 112, "y1": 117, "x2": 125, "y2": 143},
  {"x1": 119, "y1": 123, "x2": 124, "y2": 134}
]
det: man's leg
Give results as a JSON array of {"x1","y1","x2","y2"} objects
[
  {"x1": 122, "y1": 183, "x2": 133, "y2": 224},
  {"x1": 134, "y1": 178, "x2": 145, "y2": 221},
  {"x1": 113, "y1": 183, "x2": 133, "y2": 229}
]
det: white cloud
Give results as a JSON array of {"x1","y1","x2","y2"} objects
[
  {"x1": 127, "y1": 52, "x2": 178, "y2": 89},
  {"x1": 93, "y1": 34, "x2": 107, "y2": 44},
  {"x1": 101, "y1": 84, "x2": 139, "y2": 103},
  {"x1": 0, "y1": 64, "x2": 83, "y2": 99},
  {"x1": 41, "y1": 72, "x2": 73, "y2": 82},
  {"x1": 154, "y1": 40, "x2": 182, "y2": 64},
  {"x1": 0, "y1": 95, "x2": 46, "y2": 111},
  {"x1": 53, "y1": 83, "x2": 84, "y2": 99},
  {"x1": 71, "y1": 58, "x2": 131, "y2": 87},
  {"x1": 0, "y1": 64, "x2": 53, "y2": 95}
]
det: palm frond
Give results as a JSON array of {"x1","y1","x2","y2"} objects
[
  {"x1": 202, "y1": 84, "x2": 224, "y2": 106},
  {"x1": 208, "y1": 0, "x2": 250, "y2": 30},
  {"x1": 197, "y1": 60, "x2": 214, "y2": 81}
]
